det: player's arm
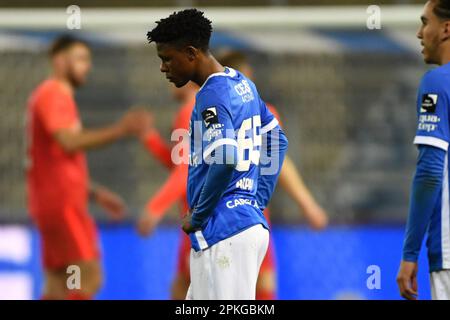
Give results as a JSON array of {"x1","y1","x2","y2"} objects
[
  {"x1": 278, "y1": 156, "x2": 328, "y2": 230},
  {"x1": 267, "y1": 104, "x2": 328, "y2": 228},
  {"x1": 255, "y1": 99, "x2": 289, "y2": 211},
  {"x1": 397, "y1": 145, "x2": 444, "y2": 300},
  {"x1": 141, "y1": 128, "x2": 174, "y2": 169},
  {"x1": 397, "y1": 72, "x2": 450, "y2": 300},
  {"x1": 54, "y1": 124, "x2": 124, "y2": 153},
  {"x1": 54, "y1": 109, "x2": 151, "y2": 153},
  {"x1": 256, "y1": 125, "x2": 288, "y2": 211},
  {"x1": 89, "y1": 182, "x2": 126, "y2": 221},
  {"x1": 137, "y1": 163, "x2": 188, "y2": 236},
  {"x1": 402, "y1": 145, "x2": 445, "y2": 262},
  {"x1": 183, "y1": 93, "x2": 238, "y2": 233},
  {"x1": 141, "y1": 105, "x2": 192, "y2": 169},
  {"x1": 188, "y1": 156, "x2": 237, "y2": 231}
]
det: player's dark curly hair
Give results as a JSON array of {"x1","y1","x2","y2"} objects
[
  {"x1": 147, "y1": 9, "x2": 212, "y2": 51},
  {"x1": 434, "y1": 0, "x2": 450, "y2": 20}
]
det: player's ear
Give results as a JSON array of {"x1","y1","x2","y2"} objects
[
  {"x1": 185, "y1": 46, "x2": 199, "y2": 61},
  {"x1": 441, "y1": 20, "x2": 450, "y2": 41}
]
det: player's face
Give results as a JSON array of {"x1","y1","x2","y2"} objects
[
  {"x1": 156, "y1": 43, "x2": 195, "y2": 88},
  {"x1": 417, "y1": 1, "x2": 447, "y2": 64},
  {"x1": 65, "y1": 43, "x2": 92, "y2": 87}
]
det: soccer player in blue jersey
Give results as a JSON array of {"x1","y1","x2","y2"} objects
[
  {"x1": 397, "y1": 0, "x2": 450, "y2": 300},
  {"x1": 147, "y1": 9, "x2": 288, "y2": 299}
]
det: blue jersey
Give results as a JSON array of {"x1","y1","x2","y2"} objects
[
  {"x1": 406, "y1": 62, "x2": 450, "y2": 271},
  {"x1": 187, "y1": 67, "x2": 281, "y2": 251}
]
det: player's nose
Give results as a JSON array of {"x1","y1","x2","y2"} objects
[
  {"x1": 416, "y1": 28, "x2": 423, "y2": 39},
  {"x1": 160, "y1": 62, "x2": 168, "y2": 73}
]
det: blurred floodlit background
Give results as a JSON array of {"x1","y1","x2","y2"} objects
[{"x1": 0, "y1": 0, "x2": 433, "y2": 299}]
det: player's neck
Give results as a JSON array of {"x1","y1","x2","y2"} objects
[
  {"x1": 51, "y1": 73, "x2": 74, "y2": 96},
  {"x1": 440, "y1": 53, "x2": 450, "y2": 66},
  {"x1": 438, "y1": 43, "x2": 450, "y2": 66},
  {"x1": 192, "y1": 54, "x2": 224, "y2": 88}
]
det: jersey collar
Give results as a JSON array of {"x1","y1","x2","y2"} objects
[{"x1": 198, "y1": 67, "x2": 237, "y2": 92}]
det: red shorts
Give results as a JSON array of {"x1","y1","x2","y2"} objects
[
  {"x1": 32, "y1": 205, "x2": 100, "y2": 270},
  {"x1": 176, "y1": 229, "x2": 276, "y2": 279}
]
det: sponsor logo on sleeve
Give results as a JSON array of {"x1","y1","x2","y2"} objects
[
  {"x1": 201, "y1": 107, "x2": 219, "y2": 127},
  {"x1": 421, "y1": 94, "x2": 438, "y2": 113}
]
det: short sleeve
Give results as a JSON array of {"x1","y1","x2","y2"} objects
[
  {"x1": 414, "y1": 71, "x2": 450, "y2": 151},
  {"x1": 37, "y1": 89, "x2": 79, "y2": 134},
  {"x1": 195, "y1": 89, "x2": 238, "y2": 162},
  {"x1": 266, "y1": 103, "x2": 283, "y2": 128},
  {"x1": 259, "y1": 98, "x2": 279, "y2": 135}
]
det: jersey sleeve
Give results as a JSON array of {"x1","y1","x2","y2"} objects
[
  {"x1": 266, "y1": 103, "x2": 283, "y2": 128},
  {"x1": 403, "y1": 145, "x2": 445, "y2": 262},
  {"x1": 259, "y1": 98, "x2": 280, "y2": 135},
  {"x1": 190, "y1": 88, "x2": 239, "y2": 228},
  {"x1": 256, "y1": 123, "x2": 289, "y2": 210},
  {"x1": 37, "y1": 90, "x2": 79, "y2": 134},
  {"x1": 196, "y1": 88, "x2": 238, "y2": 165},
  {"x1": 413, "y1": 71, "x2": 450, "y2": 151}
]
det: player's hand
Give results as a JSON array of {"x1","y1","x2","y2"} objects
[
  {"x1": 181, "y1": 210, "x2": 197, "y2": 235},
  {"x1": 396, "y1": 260, "x2": 419, "y2": 300},
  {"x1": 119, "y1": 108, "x2": 153, "y2": 137},
  {"x1": 303, "y1": 204, "x2": 329, "y2": 230},
  {"x1": 93, "y1": 186, "x2": 126, "y2": 221},
  {"x1": 182, "y1": 220, "x2": 197, "y2": 235},
  {"x1": 307, "y1": 206, "x2": 328, "y2": 230},
  {"x1": 136, "y1": 211, "x2": 161, "y2": 237}
]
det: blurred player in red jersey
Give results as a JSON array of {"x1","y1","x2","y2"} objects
[
  {"x1": 137, "y1": 82, "x2": 195, "y2": 298},
  {"x1": 137, "y1": 50, "x2": 328, "y2": 300},
  {"x1": 26, "y1": 35, "x2": 151, "y2": 300}
]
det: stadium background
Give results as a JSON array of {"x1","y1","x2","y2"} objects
[{"x1": 0, "y1": 0, "x2": 433, "y2": 299}]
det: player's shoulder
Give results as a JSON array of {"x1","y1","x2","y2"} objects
[
  {"x1": 420, "y1": 64, "x2": 450, "y2": 92},
  {"x1": 196, "y1": 69, "x2": 237, "y2": 105},
  {"x1": 35, "y1": 78, "x2": 60, "y2": 93},
  {"x1": 32, "y1": 79, "x2": 67, "y2": 103},
  {"x1": 28, "y1": 79, "x2": 57, "y2": 108}
]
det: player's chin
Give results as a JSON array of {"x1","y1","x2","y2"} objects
[
  {"x1": 72, "y1": 77, "x2": 87, "y2": 88},
  {"x1": 423, "y1": 55, "x2": 435, "y2": 65},
  {"x1": 173, "y1": 79, "x2": 189, "y2": 88},
  {"x1": 422, "y1": 50, "x2": 435, "y2": 65}
]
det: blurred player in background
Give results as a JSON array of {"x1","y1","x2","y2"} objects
[
  {"x1": 137, "y1": 50, "x2": 328, "y2": 299},
  {"x1": 137, "y1": 81, "x2": 195, "y2": 299},
  {"x1": 397, "y1": 0, "x2": 450, "y2": 300},
  {"x1": 146, "y1": 8, "x2": 288, "y2": 299},
  {"x1": 26, "y1": 35, "x2": 151, "y2": 300}
]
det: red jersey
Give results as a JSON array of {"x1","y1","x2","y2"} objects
[
  {"x1": 143, "y1": 99, "x2": 193, "y2": 217},
  {"x1": 26, "y1": 79, "x2": 89, "y2": 217}
]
